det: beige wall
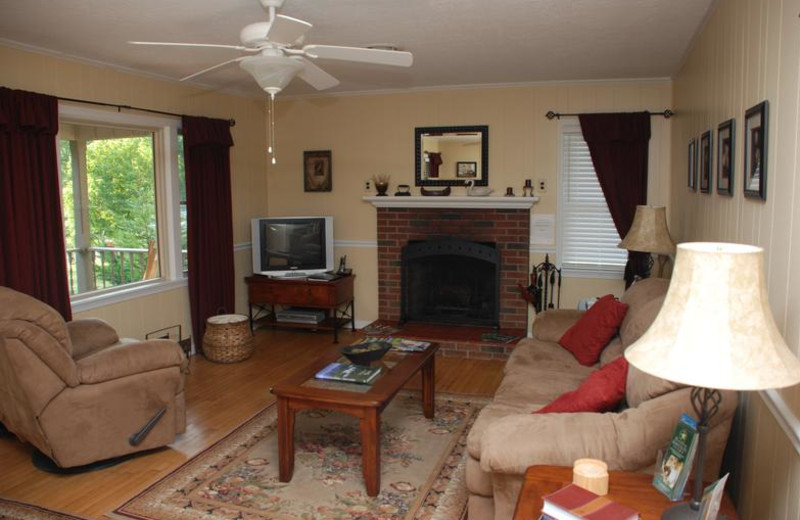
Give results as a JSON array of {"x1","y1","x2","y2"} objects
[
  {"x1": 0, "y1": 45, "x2": 268, "y2": 340},
  {"x1": 670, "y1": 1, "x2": 800, "y2": 518},
  {"x1": 271, "y1": 83, "x2": 672, "y2": 320}
]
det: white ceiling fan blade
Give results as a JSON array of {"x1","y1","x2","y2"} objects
[
  {"x1": 266, "y1": 14, "x2": 312, "y2": 46},
  {"x1": 180, "y1": 57, "x2": 247, "y2": 82},
  {"x1": 302, "y1": 45, "x2": 413, "y2": 67},
  {"x1": 129, "y1": 41, "x2": 254, "y2": 52},
  {"x1": 293, "y1": 57, "x2": 339, "y2": 91}
]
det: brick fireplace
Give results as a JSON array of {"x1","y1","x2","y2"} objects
[{"x1": 369, "y1": 198, "x2": 535, "y2": 357}]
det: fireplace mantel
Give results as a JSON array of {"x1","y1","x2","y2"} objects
[{"x1": 363, "y1": 195, "x2": 539, "y2": 209}]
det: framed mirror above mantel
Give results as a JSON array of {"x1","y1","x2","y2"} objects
[{"x1": 415, "y1": 125, "x2": 488, "y2": 186}]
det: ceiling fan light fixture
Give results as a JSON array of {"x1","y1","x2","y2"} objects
[{"x1": 240, "y1": 55, "x2": 304, "y2": 96}]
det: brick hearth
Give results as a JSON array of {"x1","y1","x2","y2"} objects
[{"x1": 374, "y1": 206, "x2": 531, "y2": 358}]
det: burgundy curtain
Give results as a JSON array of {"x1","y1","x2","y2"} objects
[
  {"x1": 578, "y1": 112, "x2": 651, "y2": 288},
  {"x1": 183, "y1": 116, "x2": 235, "y2": 353},
  {"x1": 0, "y1": 87, "x2": 72, "y2": 320}
]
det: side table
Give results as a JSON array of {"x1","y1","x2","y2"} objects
[{"x1": 513, "y1": 465, "x2": 739, "y2": 520}]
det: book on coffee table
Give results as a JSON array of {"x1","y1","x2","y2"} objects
[
  {"x1": 314, "y1": 362, "x2": 382, "y2": 385},
  {"x1": 542, "y1": 483, "x2": 639, "y2": 520}
]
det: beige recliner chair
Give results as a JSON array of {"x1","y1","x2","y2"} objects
[{"x1": 0, "y1": 286, "x2": 187, "y2": 469}]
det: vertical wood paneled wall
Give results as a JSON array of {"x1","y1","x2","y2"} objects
[{"x1": 670, "y1": 1, "x2": 800, "y2": 519}]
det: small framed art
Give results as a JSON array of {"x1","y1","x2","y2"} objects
[
  {"x1": 456, "y1": 161, "x2": 478, "y2": 178},
  {"x1": 716, "y1": 119, "x2": 734, "y2": 196},
  {"x1": 744, "y1": 101, "x2": 768, "y2": 200},
  {"x1": 303, "y1": 150, "x2": 332, "y2": 192},
  {"x1": 688, "y1": 138, "x2": 697, "y2": 191},
  {"x1": 699, "y1": 130, "x2": 712, "y2": 194}
]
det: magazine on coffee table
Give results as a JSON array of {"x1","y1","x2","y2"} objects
[
  {"x1": 315, "y1": 362, "x2": 382, "y2": 385},
  {"x1": 350, "y1": 336, "x2": 430, "y2": 352}
]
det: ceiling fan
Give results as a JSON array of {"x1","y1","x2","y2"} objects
[
  {"x1": 130, "y1": 0, "x2": 412, "y2": 164},
  {"x1": 129, "y1": 0, "x2": 414, "y2": 97}
]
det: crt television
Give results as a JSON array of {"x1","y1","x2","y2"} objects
[{"x1": 251, "y1": 216, "x2": 334, "y2": 277}]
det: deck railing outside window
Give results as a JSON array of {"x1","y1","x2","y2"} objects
[{"x1": 66, "y1": 247, "x2": 188, "y2": 295}]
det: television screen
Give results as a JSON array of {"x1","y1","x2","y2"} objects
[{"x1": 251, "y1": 217, "x2": 333, "y2": 276}]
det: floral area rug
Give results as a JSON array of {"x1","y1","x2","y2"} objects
[
  {"x1": 112, "y1": 392, "x2": 486, "y2": 520},
  {"x1": 0, "y1": 498, "x2": 90, "y2": 520}
]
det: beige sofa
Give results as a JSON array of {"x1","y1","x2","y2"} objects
[
  {"x1": 466, "y1": 278, "x2": 737, "y2": 520},
  {"x1": 0, "y1": 286, "x2": 187, "y2": 469}
]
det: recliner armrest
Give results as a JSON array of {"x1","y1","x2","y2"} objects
[
  {"x1": 76, "y1": 339, "x2": 185, "y2": 384},
  {"x1": 532, "y1": 309, "x2": 584, "y2": 342},
  {"x1": 68, "y1": 319, "x2": 120, "y2": 359}
]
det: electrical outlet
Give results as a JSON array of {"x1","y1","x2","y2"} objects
[
  {"x1": 538, "y1": 179, "x2": 547, "y2": 193},
  {"x1": 364, "y1": 180, "x2": 372, "y2": 192}
]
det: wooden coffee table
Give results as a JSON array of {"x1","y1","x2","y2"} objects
[
  {"x1": 270, "y1": 343, "x2": 438, "y2": 496},
  {"x1": 513, "y1": 465, "x2": 740, "y2": 520}
]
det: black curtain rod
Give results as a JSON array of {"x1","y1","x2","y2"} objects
[
  {"x1": 545, "y1": 109, "x2": 674, "y2": 120},
  {"x1": 57, "y1": 96, "x2": 236, "y2": 127}
]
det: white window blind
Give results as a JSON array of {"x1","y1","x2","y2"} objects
[{"x1": 558, "y1": 123, "x2": 626, "y2": 278}]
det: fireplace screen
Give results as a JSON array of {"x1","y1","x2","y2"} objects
[{"x1": 401, "y1": 240, "x2": 500, "y2": 327}]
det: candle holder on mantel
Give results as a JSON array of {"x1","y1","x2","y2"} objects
[
  {"x1": 523, "y1": 179, "x2": 534, "y2": 197},
  {"x1": 505, "y1": 187, "x2": 515, "y2": 197},
  {"x1": 373, "y1": 174, "x2": 390, "y2": 196}
]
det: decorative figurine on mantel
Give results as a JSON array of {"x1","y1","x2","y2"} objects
[{"x1": 372, "y1": 174, "x2": 390, "y2": 196}]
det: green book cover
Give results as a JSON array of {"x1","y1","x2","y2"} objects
[
  {"x1": 315, "y1": 362, "x2": 382, "y2": 384},
  {"x1": 653, "y1": 413, "x2": 699, "y2": 500}
]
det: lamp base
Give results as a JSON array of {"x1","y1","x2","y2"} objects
[{"x1": 662, "y1": 502, "x2": 700, "y2": 520}]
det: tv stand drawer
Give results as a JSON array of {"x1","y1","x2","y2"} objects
[{"x1": 246, "y1": 275, "x2": 354, "y2": 309}]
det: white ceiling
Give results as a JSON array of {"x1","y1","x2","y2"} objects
[{"x1": 0, "y1": 0, "x2": 714, "y2": 98}]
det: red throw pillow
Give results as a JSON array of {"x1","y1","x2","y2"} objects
[
  {"x1": 559, "y1": 294, "x2": 628, "y2": 366},
  {"x1": 534, "y1": 357, "x2": 629, "y2": 414}
]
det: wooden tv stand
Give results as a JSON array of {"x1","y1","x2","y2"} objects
[{"x1": 245, "y1": 274, "x2": 355, "y2": 343}]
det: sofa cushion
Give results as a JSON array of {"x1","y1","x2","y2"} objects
[
  {"x1": 505, "y1": 338, "x2": 586, "y2": 377},
  {"x1": 494, "y1": 365, "x2": 592, "y2": 409},
  {"x1": 559, "y1": 295, "x2": 628, "y2": 366},
  {"x1": 620, "y1": 294, "x2": 666, "y2": 348},
  {"x1": 625, "y1": 364, "x2": 684, "y2": 408},
  {"x1": 600, "y1": 337, "x2": 624, "y2": 366},
  {"x1": 532, "y1": 309, "x2": 584, "y2": 343},
  {"x1": 621, "y1": 277, "x2": 670, "y2": 308},
  {"x1": 534, "y1": 357, "x2": 629, "y2": 414}
]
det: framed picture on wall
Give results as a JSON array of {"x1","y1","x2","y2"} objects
[
  {"x1": 688, "y1": 138, "x2": 697, "y2": 190},
  {"x1": 303, "y1": 150, "x2": 332, "y2": 192},
  {"x1": 699, "y1": 130, "x2": 712, "y2": 193},
  {"x1": 716, "y1": 119, "x2": 734, "y2": 196},
  {"x1": 744, "y1": 101, "x2": 768, "y2": 200}
]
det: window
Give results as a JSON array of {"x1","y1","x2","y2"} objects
[
  {"x1": 58, "y1": 105, "x2": 186, "y2": 309},
  {"x1": 557, "y1": 121, "x2": 627, "y2": 278}
]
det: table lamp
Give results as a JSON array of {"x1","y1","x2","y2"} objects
[
  {"x1": 618, "y1": 205, "x2": 676, "y2": 278},
  {"x1": 625, "y1": 242, "x2": 800, "y2": 520}
]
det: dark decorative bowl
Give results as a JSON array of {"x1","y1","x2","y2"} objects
[{"x1": 341, "y1": 342, "x2": 391, "y2": 366}]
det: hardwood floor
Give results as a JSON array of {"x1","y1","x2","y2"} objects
[{"x1": 0, "y1": 328, "x2": 505, "y2": 518}]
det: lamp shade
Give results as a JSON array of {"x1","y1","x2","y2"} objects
[
  {"x1": 618, "y1": 205, "x2": 676, "y2": 255},
  {"x1": 240, "y1": 55, "x2": 303, "y2": 95},
  {"x1": 625, "y1": 242, "x2": 800, "y2": 391}
]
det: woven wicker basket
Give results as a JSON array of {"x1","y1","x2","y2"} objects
[{"x1": 202, "y1": 314, "x2": 254, "y2": 363}]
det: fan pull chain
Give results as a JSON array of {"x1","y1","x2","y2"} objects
[{"x1": 268, "y1": 93, "x2": 277, "y2": 165}]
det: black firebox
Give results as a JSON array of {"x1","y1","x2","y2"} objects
[{"x1": 400, "y1": 239, "x2": 500, "y2": 328}]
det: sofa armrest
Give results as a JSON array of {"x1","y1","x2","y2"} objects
[
  {"x1": 67, "y1": 319, "x2": 120, "y2": 359},
  {"x1": 479, "y1": 387, "x2": 736, "y2": 477},
  {"x1": 532, "y1": 309, "x2": 584, "y2": 342},
  {"x1": 76, "y1": 340, "x2": 185, "y2": 384}
]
